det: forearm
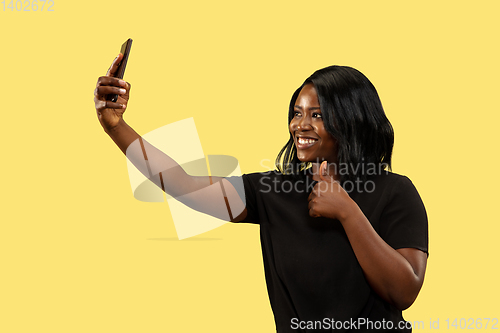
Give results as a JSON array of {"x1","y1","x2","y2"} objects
[
  {"x1": 339, "y1": 202, "x2": 423, "y2": 310},
  {"x1": 95, "y1": 60, "x2": 213, "y2": 200},
  {"x1": 105, "y1": 118, "x2": 140, "y2": 155},
  {"x1": 101, "y1": 117, "x2": 244, "y2": 222},
  {"x1": 105, "y1": 119, "x2": 201, "y2": 197}
]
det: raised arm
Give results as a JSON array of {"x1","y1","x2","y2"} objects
[{"x1": 94, "y1": 54, "x2": 247, "y2": 222}]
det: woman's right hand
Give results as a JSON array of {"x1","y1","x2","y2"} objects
[{"x1": 94, "y1": 53, "x2": 131, "y2": 133}]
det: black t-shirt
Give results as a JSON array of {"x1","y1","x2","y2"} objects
[{"x1": 227, "y1": 170, "x2": 428, "y2": 332}]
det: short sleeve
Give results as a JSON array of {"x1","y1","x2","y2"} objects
[
  {"x1": 379, "y1": 176, "x2": 429, "y2": 255},
  {"x1": 225, "y1": 174, "x2": 260, "y2": 224}
]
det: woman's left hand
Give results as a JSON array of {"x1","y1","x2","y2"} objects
[{"x1": 307, "y1": 161, "x2": 356, "y2": 221}]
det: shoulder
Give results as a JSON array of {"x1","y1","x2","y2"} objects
[
  {"x1": 368, "y1": 171, "x2": 427, "y2": 218},
  {"x1": 372, "y1": 172, "x2": 429, "y2": 253},
  {"x1": 350, "y1": 171, "x2": 426, "y2": 217},
  {"x1": 241, "y1": 170, "x2": 293, "y2": 191},
  {"x1": 367, "y1": 171, "x2": 420, "y2": 196},
  {"x1": 225, "y1": 171, "x2": 286, "y2": 197},
  {"x1": 242, "y1": 170, "x2": 295, "y2": 183},
  {"x1": 239, "y1": 170, "x2": 312, "y2": 198},
  {"x1": 371, "y1": 171, "x2": 412, "y2": 185}
]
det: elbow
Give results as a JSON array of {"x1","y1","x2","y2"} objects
[
  {"x1": 390, "y1": 277, "x2": 424, "y2": 311},
  {"x1": 389, "y1": 248, "x2": 428, "y2": 310},
  {"x1": 393, "y1": 293, "x2": 418, "y2": 311}
]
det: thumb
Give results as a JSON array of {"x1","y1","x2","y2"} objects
[{"x1": 319, "y1": 161, "x2": 330, "y2": 181}]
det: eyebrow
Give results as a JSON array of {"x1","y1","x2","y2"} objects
[{"x1": 294, "y1": 105, "x2": 321, "y2": 111}]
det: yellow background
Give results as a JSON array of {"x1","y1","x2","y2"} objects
[{"x1": 1, "y1": 1, "x2": 499, "y2": 332}]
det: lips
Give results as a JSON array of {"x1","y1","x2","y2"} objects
[{"x1": 296, "y1": 136, "x2": 318, "y2": 149}]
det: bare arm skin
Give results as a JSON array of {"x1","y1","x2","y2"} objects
[
  {"x1": 94, "y1": 54, "x2": 247, "y2": 222},
  {"x1": 339, "y1": 208, "x2": 427, "y2": 310},
  {"x1": 308, "y1": 161, "x2": 427, "y2": 310}
]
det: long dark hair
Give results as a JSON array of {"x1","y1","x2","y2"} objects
[{"x1": 276, "y1": 65, "x2": 394, "y2": 183}]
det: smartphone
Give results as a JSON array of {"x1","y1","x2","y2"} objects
[{"x1": 107, "y1": 38, "x2": 133, "y2": 102}]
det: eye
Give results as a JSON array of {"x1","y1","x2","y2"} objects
[
  {"x1": 293, "y1": 111, "x2": 301, "y2": 117},
  {"x1": 312, "y1": 113, "x2": 322, "y2": 119}
]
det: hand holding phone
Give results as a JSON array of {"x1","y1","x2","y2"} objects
[
  {"x1": 107, "y1": 38, "x2": 132, "y2": 102},
  {"x1": 94, "y1": 39, "x2": 132, "y2": 133}
]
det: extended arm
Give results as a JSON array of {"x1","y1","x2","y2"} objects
[{"x1": 94, "y1": 54, "x2": 247, "y2": 221}]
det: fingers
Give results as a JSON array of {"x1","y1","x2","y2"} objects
[
  {"x1": 309, "y1": 210, "x2": 320, "y2": 218},
  {"x1": 308, "y1": 200, "x2": 320, "y2": 218},
  {"x1": 94, "y1": 96, "x2": 125, "y2": 111},
  {"x1": 93, "y1": 55, "x2": 130, "y2": 116},
  {"x1": 94, "y1": 76, "x2": 130, "y2": 101},
  {"x1": 308, "y1": 189, "x2": 316, "y2": 202},
  {"x1": 307, "y1": 196, "x2": 314, "y2": 209},
  {"x1": 95, "y1": 85, "x2": 126, "y2": 97},
  {"x1": 307, "y1": 187, "x2": 320, "y2": 217},
  {"x1": 106, "y1": 53, "x2": 123, "y2": 77},
  {"x1": 96, "y1": 76, "x2": 128, "y2": 88}
]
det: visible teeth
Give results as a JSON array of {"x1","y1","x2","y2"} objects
[{"x1": 298, "y1": 138, "x2": 316, "y2": 144}]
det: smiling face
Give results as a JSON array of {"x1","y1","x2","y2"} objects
[{"x1": 289, "y1": 83, "x2": 337, "y2": 164}]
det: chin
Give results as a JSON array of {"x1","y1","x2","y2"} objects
[{"x1": 297, "y1": 155, "x2": 315, "y2": 163}]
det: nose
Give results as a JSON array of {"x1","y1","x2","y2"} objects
[{"x1": 297, "y1": 114, "x2": 313, "y2": 131}]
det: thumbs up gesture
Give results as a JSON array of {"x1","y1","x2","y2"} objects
[{"x1": 307, "y1": 161, "x2": 355, "y2": 221}]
